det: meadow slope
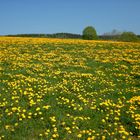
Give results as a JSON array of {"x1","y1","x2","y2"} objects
[{"x1": 0, "y1": 37, "x2": 140, "y2": 140}]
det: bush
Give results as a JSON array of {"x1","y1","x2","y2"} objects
[
  {"x1": 119, "y1": 32, "x2": 139, "y2": 42},
  {"x1": 82, "y1": 26, "x2": 98, "y2": 40}
]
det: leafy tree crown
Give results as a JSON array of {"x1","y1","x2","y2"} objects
[
  {"x1": 119, "y1": 32, "x2": 139, "y2": 42},
  {"x1": 82, "y1": 26, "x2": 98, "y2": 40}
]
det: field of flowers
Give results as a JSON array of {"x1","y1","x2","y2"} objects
[{"x1": 0, "y1": 37, "x2": 140, "y2": 140}]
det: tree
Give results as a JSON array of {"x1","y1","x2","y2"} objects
[
  {"x1": 119, "y1": 32, "x2": 139, "y2": 42},
  {"x1": 82, "y1": 26, "x2": 98, "y2": 40}
]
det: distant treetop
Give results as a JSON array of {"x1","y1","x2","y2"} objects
[
  {"x1": 82, "y1": 26, "x2": 98, "y2": 40},
  {"x1": 119, "y1": 32, "x2": 139, "y2": 42}
]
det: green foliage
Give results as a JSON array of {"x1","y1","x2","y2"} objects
[
  {"x1": 119, "y1": 32, "x2": 139, "y2": 42},
  {"x1": 82, "y1": 26, "x2": 98, "y2": 40},
  {"x1": 6, "y1": 33, "x2": 82, "y2": 39}
]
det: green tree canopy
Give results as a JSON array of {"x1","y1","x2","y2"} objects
[
  {"x1": 119, "y1": 32, "x2": 139, "y2": 42},
  {"x1": 82, "y1": 26, "x2": 98, "y2": 40}
]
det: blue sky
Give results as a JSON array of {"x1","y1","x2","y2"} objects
[{"x1": 0, "y1": 0, "x2": 140, "y2": 35}]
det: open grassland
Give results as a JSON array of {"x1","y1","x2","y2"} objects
[{"x1": 0, "y1": 37, "x2": 140, "y2": 140}]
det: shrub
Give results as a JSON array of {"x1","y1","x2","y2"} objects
[
  {"x1": 82, "y1": 26, "x2": 98, "y2": 40},
  {"x1": 119, "y1": 32, "x2": 139, "y2": 42}
]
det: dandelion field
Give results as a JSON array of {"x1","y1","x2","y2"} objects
[{"x1": 0, "y1": 37, "x2": 140, "y2": 140}]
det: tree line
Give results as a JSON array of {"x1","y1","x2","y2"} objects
[
  {"x1": 5, "y1": 26, "x2": 140, "y2": 42},
  {"x1": 6, "y1": 33, "x2": 82, "y2": 39}
]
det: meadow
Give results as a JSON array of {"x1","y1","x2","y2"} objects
[{"x1": 0, "y1": 37, "x2": 140, "y2": 140}]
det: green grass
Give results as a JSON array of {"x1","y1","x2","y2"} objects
[{"x1": 0, "y1": 37, "x2": 140, "y2": 140}]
